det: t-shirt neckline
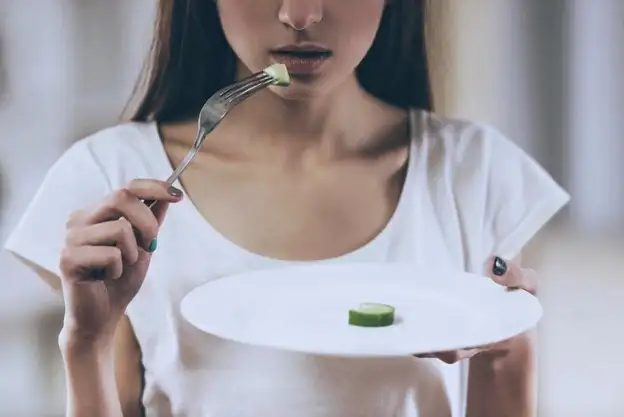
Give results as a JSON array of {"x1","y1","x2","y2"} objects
[{"x1": 145, "y1": 109, "x2": 422, "y2": 265}]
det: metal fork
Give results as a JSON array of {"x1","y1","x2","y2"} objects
[{"x1": 144, "y1": 70, "x2": 276, "y2": 208}]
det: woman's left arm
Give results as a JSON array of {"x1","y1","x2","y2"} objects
[{"x1": 466, "y1": 255, "x2": 539, "y2": 417}]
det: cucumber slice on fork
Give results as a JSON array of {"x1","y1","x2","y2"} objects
[{"x1": 263, "y1": 63, "x2": 291, "y2": 86}]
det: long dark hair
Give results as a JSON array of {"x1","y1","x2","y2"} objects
[{"x1": 129, "y1": 0, "x2": 432, "y2": 123}]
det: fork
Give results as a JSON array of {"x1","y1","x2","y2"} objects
[{"x1": 143, "y1": 70, "x2": 277, "y2": 208}]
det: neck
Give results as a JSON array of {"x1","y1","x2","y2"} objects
[
  {"x1": 165, "y1": 73, "x2": 409, "y2": 163},
  {"x1": 233, "y1": 76, "x2": 365, "y2": 138}
]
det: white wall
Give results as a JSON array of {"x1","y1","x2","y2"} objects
[{"x1": 566, "y1": 0, "x2": 624, "y2": 233}]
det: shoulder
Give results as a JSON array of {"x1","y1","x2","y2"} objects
[
  {"x1": 72, "y1": 122, "x2": 158, "y2": 162},
  {"x1": 61, "y1": 122, "x2": 162, "y2": 187},
  {"x1": 416, "y1": 110, "x2": 519, "y2": 169},
  {"x1": 414, "y1": 110, "x2": 552, "y2": 194},
  {"x1": 412, "y1": 110, "x2": 570, "y2": 261}
]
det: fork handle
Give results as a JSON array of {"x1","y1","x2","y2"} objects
[
  {"x1": 141, "y1": 127, "x2": 206, "y2": 209},
  {"x1": 141, "y1": 163, "x2": 186, "y2": 208}
]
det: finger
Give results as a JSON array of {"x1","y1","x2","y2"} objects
[
  {"x1": 462, "y1": 344, "x2": 492, "y2": 351},
  {"x1": 66, "y1": 219, "x2": 140, "y2": 265},
  {"x1": 60, "y1": 245, "x2": 123, "y2": 282},
  {"x1": 488, "y1": 256, "x2": 538, "y2": 294},
  {"x1": 67, "y1": 180, "x2": 183, "y2": 227},
  {"x1": 126, "y1": 178, "x2": 183, "y2": 200},
  {"x1": 129, "y1": 178, "x2": 183, "y2": 212},
  {"x1": 413, "y1": 353, "x2": 437, "y2": 359},
  {"x1": 435, "y1": 350, "x2": 466, "y2": 364},
  {"x1": 488, "y1": 256, "x2": 519, "y2": 286},
  {"x1": 80, "y1": 186, "x2": 180, "y2": 249},
  {"x1": 414, "y1": 349, "x2": 482, "y2": 364},
  {"x1": 489, "y1": 256, "x2": 521, "y2": 287},
  {"x1": 515, "y1": 267, "x2": 538, "y2": 295},
  {"x1": 92, "y1": 190, "x2": 159, "y2": 249},
  {"x1": 489, "y1": 256, "x2": 509, "y2": 277}
]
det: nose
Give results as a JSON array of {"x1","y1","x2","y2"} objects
[{"x1": 278, "y1": 0, "x2": 323, "y2": 31}]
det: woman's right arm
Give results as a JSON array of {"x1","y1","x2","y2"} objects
[
  {"x1": 60, "y1": 335, "x2": 123, "y2": 417},
  {"x1": 60, "y1": 315, "x2": 144, "y2": 417},
  {"x1": 4, "y1": 143, "x2": 180, "y2": 417},
  {"x1": 15, "y1": 259, "x2": 144, "y2": 417}
]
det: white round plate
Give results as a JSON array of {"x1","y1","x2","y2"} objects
[{"x1": 180, "y1": 262, "x2": 542, "y2": 357}]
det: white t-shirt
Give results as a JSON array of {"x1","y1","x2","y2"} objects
[{"x1": 4, "y1": 110, "x2": 570, "y2": 417}]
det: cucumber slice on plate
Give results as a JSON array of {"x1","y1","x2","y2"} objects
[
  {"x1": 348, "y1": 303, "x2": 396, "y2": 327},
  {"x1": 263, "y1": 63, "x2": 291, "y2": 87}
]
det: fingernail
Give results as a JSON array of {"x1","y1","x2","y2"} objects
[
  {"x1": 492, "y1": 256, "x2": 507, "y2": 276},
  {"x1": 167, "y1": 186, "x2": 183, "y2": 198},
  {"x1": 147, "y1": 238, "x2": 158, "y2": 253}
]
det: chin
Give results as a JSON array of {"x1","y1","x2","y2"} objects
[
  {"x1": 266, "y1": 73, "x2": 348, "y2": 102},
  {"x1": 268, "y1": 85, "x2": 326, "y2": 102}
]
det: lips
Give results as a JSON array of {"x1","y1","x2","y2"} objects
[{"x1": 270, "y1": 44, "x2": 333, "y2": 75}]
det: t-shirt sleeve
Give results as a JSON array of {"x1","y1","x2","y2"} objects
[
  {"x1": 481, "y1": 127, "x2": 571, "y2": 260},
  {"x1": 3, "y1": 139, "x2": 113, "y2": 277}
]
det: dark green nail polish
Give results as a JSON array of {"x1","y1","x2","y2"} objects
[
  {"x1": 147, "y1": 238, "x2": 158, "y2": 253},
  {"x1": 492, "y1": 256, "x2": 507, "y2": 276}
]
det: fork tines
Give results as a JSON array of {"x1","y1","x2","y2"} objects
[{"x1": 220, "y1": 71, "x2": 274, "y2": 103}]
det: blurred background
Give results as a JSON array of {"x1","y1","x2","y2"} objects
[{"x1": 0, "y1": 0, "x2": 622, "y2": 416}]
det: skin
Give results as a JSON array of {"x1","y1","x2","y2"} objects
[{"x1": 14, "y1": 0, "x2": 537, "y2": 416}]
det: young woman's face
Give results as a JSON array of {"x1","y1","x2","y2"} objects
[{"x1": 217, "y1": 0, "x2": 386, "y2": 99}]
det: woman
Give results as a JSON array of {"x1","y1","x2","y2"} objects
[{"x1": 5, "y1": 0, "x2": 569, "y2": 416}]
